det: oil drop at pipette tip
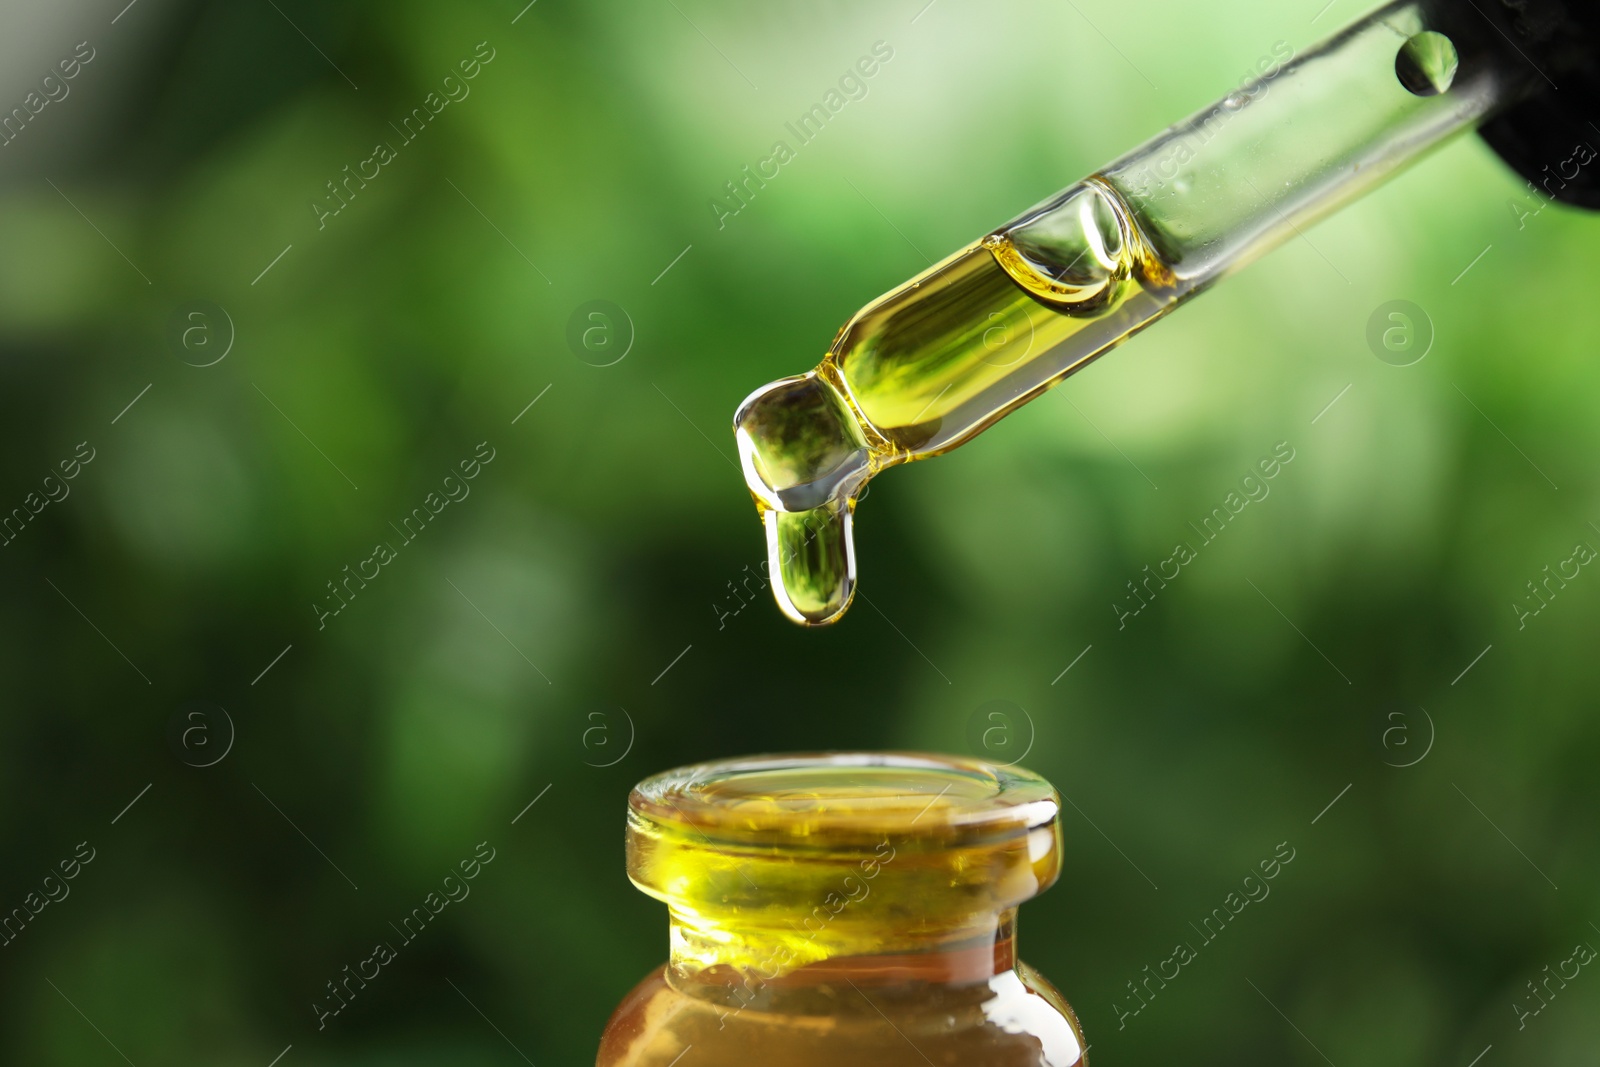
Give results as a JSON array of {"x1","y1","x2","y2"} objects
[
  {"x1": 734, "y1": 369, "x2": 870, "y2": 625},
  {"x1": 765, "y1": 499, "x2": 856, "y2": 626}
]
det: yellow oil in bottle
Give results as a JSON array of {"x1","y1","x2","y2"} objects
[
  {"x1": 598, "y1": 753, "x2": 1085, "y2": 1066},
  {"x1": 734, "y1": 177, "x2": 1189, "y2": 626}
]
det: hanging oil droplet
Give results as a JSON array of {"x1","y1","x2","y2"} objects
[{"x1": 766, "y1": 498, "x2": 855, "y2": 625}]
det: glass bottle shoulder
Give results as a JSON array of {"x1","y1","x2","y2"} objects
[{"x1": 597, "y1": 962, "x2": 1086, "y2": 1067}]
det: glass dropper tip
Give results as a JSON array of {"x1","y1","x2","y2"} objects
[{"x1": 733, "y1": 371, "x2": 872, "y2": 625}]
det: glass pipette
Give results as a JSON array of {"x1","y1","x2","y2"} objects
[{"x1": 733, "y1": 0, "x2": 1545, "y2": 625}]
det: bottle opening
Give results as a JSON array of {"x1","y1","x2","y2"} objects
[{"x1": 627, "y1": 753, "x2": 1062, "y2": 978}]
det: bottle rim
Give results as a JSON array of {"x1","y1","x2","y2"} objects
[{"x1": 628, "y1": 750, "x2": 1058, "y2": 854}]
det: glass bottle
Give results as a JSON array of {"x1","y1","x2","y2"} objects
[{"x1": 597, "y1": 752, "x2": 1085, "y2": 1066}]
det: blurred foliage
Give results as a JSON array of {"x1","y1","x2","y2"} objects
[{"x1": 2, "y1": 0, "x2": 1599, "y2": 1064}]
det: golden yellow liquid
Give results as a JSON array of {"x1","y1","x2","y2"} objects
[
  {"x1": 627, "y1": 758, "x2": 1060, "y2": 973},
  {"x1": 600, "y1": 753, "x2": 1085, "y2": 1066},
  {"x1": 734, "y1": 178, "x2": 1188, "y2": 625}
]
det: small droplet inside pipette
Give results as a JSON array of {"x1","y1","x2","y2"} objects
[{"x1": 1396, "y1": 31, "x2": 1459, "y2": 97}]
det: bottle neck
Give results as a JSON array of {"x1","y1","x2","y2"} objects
[
  {"x1": 667, "y1": 907, "x2": 1019, "y2": 991},
  {"x1": 626, "y1": 753, "x2": 1065, "y2": 1002}
]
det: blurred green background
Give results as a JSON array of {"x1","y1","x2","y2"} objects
[{"x1": 2, "y1": 0, "x2": 1598, "y2": 1063}]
